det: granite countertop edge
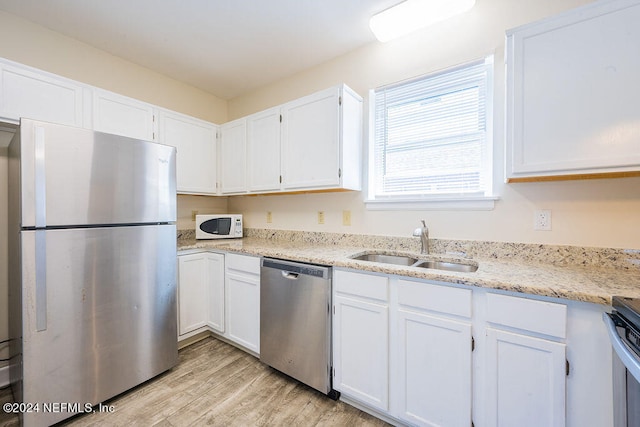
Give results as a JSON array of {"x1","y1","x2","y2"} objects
[{"x1": 177, "y1": 236, "x2": 640, "y2": 306}]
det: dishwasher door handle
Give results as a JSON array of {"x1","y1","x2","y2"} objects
[{"x1": 281, "y1": 271, "x2": 300, "y2": 280}]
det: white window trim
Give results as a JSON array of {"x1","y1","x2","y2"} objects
[{"x1": 365, "y1": 56, "x2": 498, "y2": 211}]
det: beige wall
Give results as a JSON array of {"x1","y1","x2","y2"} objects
[
  {"x1": 227, "y1": 0, "x2": 640, "y2": 250},
  {"x1": 177, "y1": 195, "x2": 229, "y2": 230},
  {"x1": 0, "y1": 11, "x2": 229, "y2": 368}
]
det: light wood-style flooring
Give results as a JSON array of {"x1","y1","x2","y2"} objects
[{"x1": 0, "y1": 337, "x2": 388, "y2": 426}]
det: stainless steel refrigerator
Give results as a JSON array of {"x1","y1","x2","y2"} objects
[{"x1": 7, "y1": 118, "x2": 178, "y2": 426}]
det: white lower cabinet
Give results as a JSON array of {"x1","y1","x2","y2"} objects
[
  {"x1": 333, "y1": 270, "x2": 475, "y2": 424},
  {"x1": 225, "y1": 253, "x2": 260, "y2": 353},
  {"x1": 334, "y1": 294, "x2": 389, "y2": 411},
  {"x1": 396, "y1": 310, "x2": 472, "y2": 427},
  {"x1": 333, "y1": 269, "x2": 581, "y2": 427},
  {"x1": 177, "y1": 252, "x2": 225, "y2": 338},
  {"x1": 484, "y1": 328, "x2": 566, "y2": 427},
  {"x1": 177, "y1": 252, "x2": 260, "y2": 354},
  {"x1": 481, "y1": 292, "x2": 567, "y2": 427}
]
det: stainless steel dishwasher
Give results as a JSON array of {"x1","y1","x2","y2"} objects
[{"x1": 260, "y1": 258, "x2": 339, "y2": 399}]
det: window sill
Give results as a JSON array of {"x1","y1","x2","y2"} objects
[{"x1": 365, "y1": 195, "x2": 499, "y2": 211}]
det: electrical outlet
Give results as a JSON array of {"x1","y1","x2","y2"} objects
[
  {"x1": 191, "y1": 210, "x2": 198, "y2": 221},
  {"x1": 342, "y1": 210, "x2": 351, "y2": 226},
  {"x1": 534, "y1": 210, "x2": 552, "y2": 231},
  {"x1": 318, "y1": 211, "x2": 325, "y2": 224},
  {"x1": 266, "y1": 211, "x2": 273, "y2": 223}
]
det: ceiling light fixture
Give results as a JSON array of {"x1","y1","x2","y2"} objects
[{"x1": 369, "y1": 0, "x2": 476, "y2": 42}]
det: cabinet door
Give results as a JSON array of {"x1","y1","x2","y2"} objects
[
  {"x1": 225, "y1": 270, "x2": 260, "y2": 353},
  {"x1": 485, "y1": 328, "x2": 566, "y2": 427},
  {"x1": 247, "y1": 107, "x2": 281, "y2": 192},
  {"x1": 206, "y1": 253, "x2": 225, "y2": 333},
  {"x1": 220, "y1": 118, "x2": 247, "y2": 194},
  {"x1": 505, "y1": 0, "x2": 640, "y2": 181},
  {"x1": 93, "y1": 89, "x2": 155, "y2": 140},
  {"x1": 0, "y1": 62, "x2": 83, "y2": 127},
  {"x1": 281, "y1": 87, "x2": 340, "y2": 190},
  {"x1": 396, "y1": 309, "x2": 472, "y2": 427},
  {"x1": 177, "y1": 253, "x2": 209, "y2": 336},
  {"x1": 333, "y1": 294, "x2": 389, "y2": 411},
  {"x1": 158, "y1": 110, "x2": 217, "y2": 195}
]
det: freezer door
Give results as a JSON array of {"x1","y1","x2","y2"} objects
[
  {"x1": 16, "y1": 118, "x2": 176, "y2": 227},
  {"x1": 19, "y1": 224, "x2": 177, "y2": 427}
]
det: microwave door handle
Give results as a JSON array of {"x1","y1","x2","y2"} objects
[{"x1": 604, "y1": 312, "x2": 640, "y2": 383}]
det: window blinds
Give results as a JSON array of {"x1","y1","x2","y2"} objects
[{"x1": 373, "y1": 59, "x2": 491, "y2": 198}]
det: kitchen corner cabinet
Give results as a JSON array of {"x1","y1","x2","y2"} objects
[
  {"x1": 247, "y1": 106, "x2": 282, "y2": 192},
  {"x1": 92, "y1": 88, "x2": 156, "y2": 141},
  {"x1": 177, "y1": 252, "x2": 225, "y2": 339},
  {"x1": 281, "y1": 84, "x2": 362, "y2": 191},
  {"x1": 333, "y1": 270, "x2": 389, "y2": 411},
  {"x1": 505, "y1": 0, "x2": 640, "y2": 182},
  {"x1": 158, "y1": 109, "x2": 218, "y2": 195},
  {"x1": 0, "y1": 60, "x2": 84, "y2": 127},
  {"x1": 219, "y1": 118, "x2": 247, "y2": 194},
  {"x1": 225, "y1": 253, "x2": 260, "y2": 353}
]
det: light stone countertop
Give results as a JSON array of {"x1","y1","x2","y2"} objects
[{"x1": 177, "y1": 231, "x2": 640, "y2": 306}]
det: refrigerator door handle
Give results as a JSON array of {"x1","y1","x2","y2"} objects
[
  {"x1": 35, "y1": 230, "x2": 47, "y2": 331},
  {"x1": 34, "y1": 125, "x2": 47, "y2": 228}
]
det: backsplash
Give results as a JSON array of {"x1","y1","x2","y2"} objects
[{"x1": 178, "y1": 228, "x2": 640, "y2": 271}]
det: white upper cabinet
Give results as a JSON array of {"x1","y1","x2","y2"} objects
[
  {"x1": 281, "y1": 84, "x2": 362, "y2": 191},
  {"x1": 0, "y1": 60, "x2": 83, "y2": 127},
  {"x1": 506, "y1": 0, "x2": 640, "y2": 182},
  {"x1": 219, "y1": 118, "x2": 247, "y2": 194},
  {"x1": 221, "y1": 84, "x2": 362, "y2": 195},
  {"x1": 158, "y1": 109, "x2": 218, "y2": 195},
  {"x1": 247, "y1": 106, "x2": 282, "y2": 192},
  {"x1": 93, "y1": 88, "x2": 156, "y2": 141}
]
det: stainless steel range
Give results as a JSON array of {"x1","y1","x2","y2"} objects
[{"x1": 604, "y1": 296, "x2": 640, "y2": 427}]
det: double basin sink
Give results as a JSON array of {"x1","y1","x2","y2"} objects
[{"x1": 349, "y1": 253, "x2": 478, "y2": 273}]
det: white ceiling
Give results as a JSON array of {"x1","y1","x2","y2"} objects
[{"x1": 0, "y1": 0, "x2": 403, "y2": 99}]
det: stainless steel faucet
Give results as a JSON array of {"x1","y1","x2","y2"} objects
[{"x1": 413, "y1": 220, "x2": 429, "y2": 254}]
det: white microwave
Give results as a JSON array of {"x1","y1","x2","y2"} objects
[{"x1": 195, "y1": 214, "x2": 243, "y2": 239}]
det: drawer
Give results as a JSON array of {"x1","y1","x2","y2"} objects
[
  {"x1": 225, "y1": 253, "x2": 260, "y2": 274},
  {"x1": 334, "y1": 269, "x2": 388, "y2": 302},
  {"x1": 397, "y1": 279, "x2": 472, "y2": 318},
  {"x1": 487, "y1": 293, "x2": 567, "y2": 339}
]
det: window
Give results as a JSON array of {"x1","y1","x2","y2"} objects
[{"x1": 368, "y1": 56, "x2": 495, "y2": 209}]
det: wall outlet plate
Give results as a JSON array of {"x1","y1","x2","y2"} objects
[
  {"x1": 318, "y1": 211, "x2": 325, "y2": 224},
  {"x1": 534, "y1": 210, "x2": 552, "y2": 231},
  {"x1": 342, "y1": 210, "x2": 351, "y2": 226}
]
